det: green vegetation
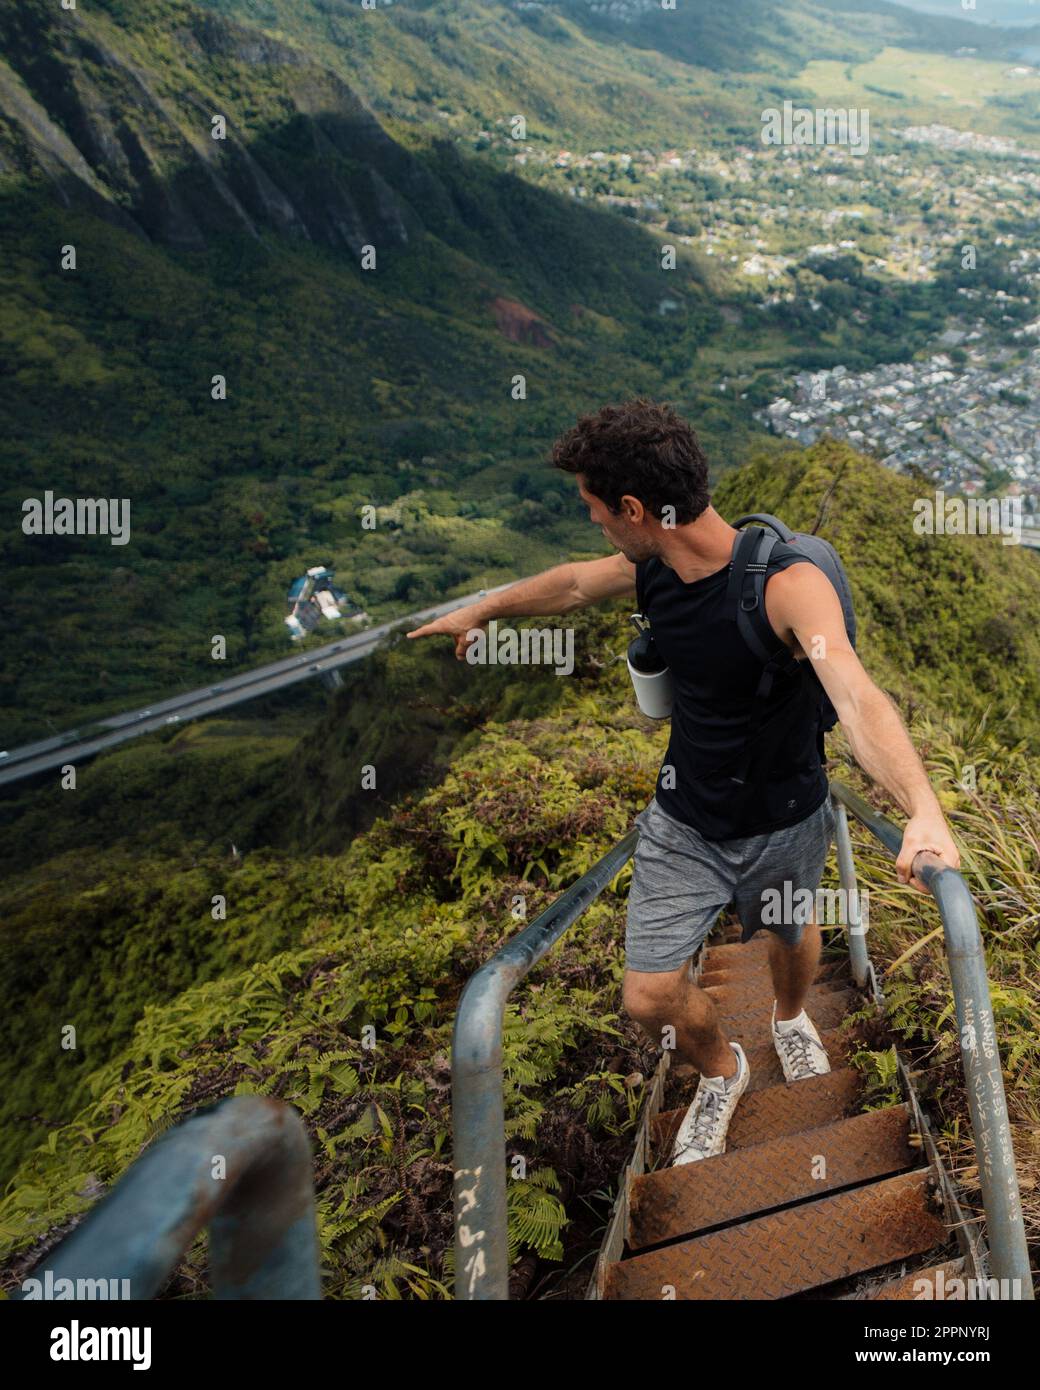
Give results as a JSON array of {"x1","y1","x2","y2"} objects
[
  {"x1": 4, "y1": 0, "x2": 1040, "y2": 1299},
  {"x1": 198, "y1": 0, "x2": 1039, "y2": 144},
  {"x1": 5, "y1": 0, "x2": 1039, "y2": 743},
  {"x1": 0, "y1": 0, "x2": 728, "y2": 743},
  {"x1": 0, "y1": 630, "x2": 572, "y2": 1178},
  {"x1": 2, "y1": 443, "x2": 1039, "y2": 1295}
]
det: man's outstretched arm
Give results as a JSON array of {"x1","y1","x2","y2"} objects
[
  {"x1": 406, "y1": 552, "x2": 637, "y2": 659},
  {"x1": 767, "y1": 562, "x2": 961, "y2": 893}
]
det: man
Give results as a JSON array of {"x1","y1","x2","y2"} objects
[{"x1": 407, "y1": 397, "x2": 960, "y2": 1166}]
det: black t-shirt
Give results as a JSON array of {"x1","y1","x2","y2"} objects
[{"x1": 637, "y1": 541, "x2": 829, "y2": 840}]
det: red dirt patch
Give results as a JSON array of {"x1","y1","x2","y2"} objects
[{"x1": 490, "y1": 296, "x2": 556, "y2": 348}]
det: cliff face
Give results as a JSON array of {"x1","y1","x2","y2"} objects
[{"x1": 0, "y1": 0, "x2": 447, "y2": 252}]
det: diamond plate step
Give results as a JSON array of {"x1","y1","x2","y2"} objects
[
  {"x1": 715, "y1": 984, "x2": 855, "y2": 1026},
  {"x1": 700, "y1": 937, "x2": 851, "y2": 976},
  {"x1": 630, "y1": 1103, "x2": 916, "y2": 1249},
  {"x1": 716, "y1": 988, "x2": 856, "y2": 1042},
  {"x1": 709, "y1": 926, "x2": 853, "y2": 959},
  {"x1": 703, "y1": 975, "x2": 850, "y2": 1013},
  {"x1": 652, "y1": 1066, "x2": 862, "y2": 1159},
  {"x1": 699, "y1": 959, "x2": 850, "y2": 992},
  {"x1": 701, "y1": 937, "x2": 775, "y2": 968},
  {"x1": 602, "y1": 1169, "x2": 947, "y2": 1300}
]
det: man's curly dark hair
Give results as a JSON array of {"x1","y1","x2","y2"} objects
[{"x1": 550, "y1": 397, "x2": 711, "y2": 525}]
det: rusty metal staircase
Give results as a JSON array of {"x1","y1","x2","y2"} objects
[
  {"x1": 451, "y1": 782, "x2": 1034, "y2": 1301},
  {"x1": 591, "y1": 928, "x2": 958, "y2": 1300}
]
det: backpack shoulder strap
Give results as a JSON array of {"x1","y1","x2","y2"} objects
[
  {"x1": 735, "y1": 533, "x2": 786, "y2": 665},
  {"x1": 728, "y1": 530, "x2": 797, "y2": 668},
  {"x1": 725, "y1": 527, "x2": 765, "y2": 615},
  {"x1": 727, "y1": 530, "x2": 815, "y2": 791},
  {"x1": 730, "y1": 513, "x2": 797, "y2": 543}
]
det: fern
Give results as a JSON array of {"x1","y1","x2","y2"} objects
[{"x1": 850, "y1": 1046, "x2": 903, "y2": 1110}]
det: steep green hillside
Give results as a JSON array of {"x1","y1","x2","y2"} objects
[
  {"x1": 199, "y1": 0, "x2": 1036, "y2": 143},
  {"x1": 0, "y1": 0, "x2": 728, "y2": 743},
  {"x1": 712, "y1": 441, "x2": 1040, "y2": 748},
  {"x1": 2, "y1": 443, "x2": 1038, "y2": 1295},
  {"x1": 0, "y1": 630, "x2": 572, "y2": 1179}
]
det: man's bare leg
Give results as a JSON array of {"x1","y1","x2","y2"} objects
[
  {"x1": 768, "y1": 910, "x2": 822, "y2": 1021},
  {"x1": 622, "y1": 964, "x2": 737, "y2": 1080}
]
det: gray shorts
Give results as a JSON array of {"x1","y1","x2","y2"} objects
[{"x1": 624, "y1": 794, "x2": 837, "y2": 974}]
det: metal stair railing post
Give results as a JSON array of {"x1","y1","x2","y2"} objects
[
  {"x1": 829, "y1": 780, "x2": 1034, "y2": 1300},
  {"x1": 451, "y1": 831, "x2": 639, "y2": 1301},
  {"x1": 12, "y1": 1095, "x2": 321, "y2": 1300},
  {"x1": 832, "y1": 795, "x2": 872, "y2": 991}
]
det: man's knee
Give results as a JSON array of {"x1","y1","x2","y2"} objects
[{"x1": 622, "y1": 965, "x2": 688, "y2": 1026}]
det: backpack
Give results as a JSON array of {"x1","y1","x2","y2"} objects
[{"x1": 635, "y1": 512, "x2": 857, "y2": 788}]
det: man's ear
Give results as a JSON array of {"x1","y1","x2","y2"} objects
[{"x1": 619, "y1": 494, "x2": 646, "y2": 523}]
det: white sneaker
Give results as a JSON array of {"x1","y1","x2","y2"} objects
[
  {"x1": 771, "y1": 1000, "x2": 831, "y2": 1082},
  {"x1": 671, "y1": 1042, "x2": 750, "y2": 1166}
]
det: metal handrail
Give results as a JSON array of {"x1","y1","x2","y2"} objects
[
  {"x1": 452, "y1": 782, "x2": 1034, "y2": 1300},
  {"x1": 12, "y1": 1096, "x2": 321, "y2": 1300},
  {"x1": 830, "y1": 779, "x2": 1033, "y2": 1299},
  {"x1": 451, "y1": 831, "x2": 639, "y2": 1300}
]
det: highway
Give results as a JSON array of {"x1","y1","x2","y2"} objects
[{"x1": 0, "y1": 587, "x2": 508, "y2": 789}]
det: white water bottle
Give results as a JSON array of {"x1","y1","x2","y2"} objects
[{"x1": 627, "y1": 617, "x2": 673, "y2": 719}]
